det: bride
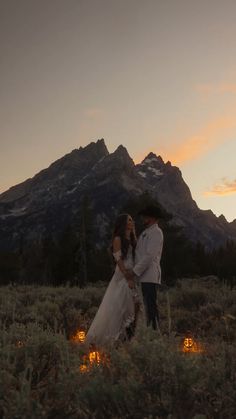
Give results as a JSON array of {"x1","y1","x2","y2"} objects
[{"x1": 85, "y1": 213, "x2": 140, "y2": 347}]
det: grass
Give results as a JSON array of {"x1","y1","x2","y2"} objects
[{"x1": 0, "y1": 277, "x2": 236, "y2": 418}]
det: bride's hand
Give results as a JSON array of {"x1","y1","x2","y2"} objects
[
  {"x1": 127, "y1": 278, "x2": 135, "y2": 289},
  {"x1": 124, "y1": 270, "x2": 135, "y2": 288},
  {"x1": 125, "y1": 269, "x2": 134, "y2": 280}
]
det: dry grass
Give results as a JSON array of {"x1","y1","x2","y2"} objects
[{"x1": 0, "y1": 277, "x2": 236, "y2": 418}]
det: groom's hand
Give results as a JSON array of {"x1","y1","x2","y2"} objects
[
  {"x1": 124, "y1": 270, "x2": 135, "y2": 289},
  {"x1": 126, "y1": 269, "x2": 138, "y2": 282},
  {"x1": 126, "y1": 269, "x2": 135, "y2": 279}
]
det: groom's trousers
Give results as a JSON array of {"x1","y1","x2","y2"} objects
[{"x1": 141, "y1": 283, "x2": 159, "y2": 330}]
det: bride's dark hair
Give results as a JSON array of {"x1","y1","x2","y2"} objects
[{"x1": 111, "y1": 213, "x2": 136, "y2": 260}]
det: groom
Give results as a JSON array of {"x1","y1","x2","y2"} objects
[{"x1": 128, "y1": 205, "x2": 164, "y2": 330}]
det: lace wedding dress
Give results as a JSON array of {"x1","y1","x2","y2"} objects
[{"x1": 85, "y1": 246, "x2": 140, "y2": 347}]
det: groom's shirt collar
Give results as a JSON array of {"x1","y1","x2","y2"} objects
[
  {"x1": 141, "y1": 223, "x2": 157, "y2": 238},
  {"x1": 144, "y1": 223, "x2": 157, "y2": 232}
]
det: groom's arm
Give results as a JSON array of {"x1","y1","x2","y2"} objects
[{"x1": 132, "y1": 230, "x2": 163, "y2": 278}]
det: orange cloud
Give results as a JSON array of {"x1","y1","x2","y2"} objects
[
  {"x1": 133, "y1": 147, "x2": 156, "y2": 165},
  {"x1": 204, "y1": 178, "x2": 236, "y2": 196},
  {"x1": 134, "y1": 112, "x2": 236, "y2": 165},
  {"x1": 134, "y1": 96, "x2": 236, "y2": 166},
  {"x1": 163, "y1": 113, "x2": 236, "y2": 165},
  {"x1": 217, "y1": 83, "x2": 236, "y2": 93},
  {"x1": 196, "y1": 83, "x2": 236, "y2": 98}
]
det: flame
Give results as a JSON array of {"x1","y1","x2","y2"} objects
[
  {"x1": 182, "y1": 336, "x2": 204, "y2": 353},
  {"x1": 183, "y1": 337, "x2": 194, "y2": 349},
  {"x1": 79, "y1": 351, "x2": 105, "y2": 373},
  {"x1": 89, "y1": 351, "x2": 101, "y2": 364},
  {"x1": 71, "y1": 330, "x2": 86, "y2": 343},
  {"x1": 79, "y1": 364, "x2": 89, "y2": 373},
  {"x1": 70, "y1": 331, "x2": 104, "y2": 373},
  {"x1": 16, "y1": 340, "x2": 24, "y2": 347}
]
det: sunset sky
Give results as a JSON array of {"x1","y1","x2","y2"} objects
[{"x1": 1, "y1": 0, "x2": 236, "y2": 221}]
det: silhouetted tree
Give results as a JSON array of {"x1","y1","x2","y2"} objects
[
  {"x1": 73, "y1": 195, "x2": 96, "y2": 286},
  {"x1": 0, "y1": 251, "x2": 20, "y2": 285},
  {"x1": 50, "y1": 226, "x2": 78, "y2": 286}
]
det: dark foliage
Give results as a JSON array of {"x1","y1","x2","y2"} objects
[{"x1": 0, "y1": 192, "x2": 236, "y2": 287}]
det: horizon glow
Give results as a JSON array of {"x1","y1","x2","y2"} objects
[{"x1": 1, "y1": 0, "x2": 236, "y2": 221}]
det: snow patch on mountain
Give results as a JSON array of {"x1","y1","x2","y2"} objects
[
  {"x1": 147, "y1": 167, "x2": 163, "y2": 176},
  {"x1": 138, "y1": 171, "x2": 147, "y2": 178},
  {"x1": 0, "y1": 206, "x2": 27, "y2": 219},
  {"x1": 141, "y1": 157, "x2": 157, "y2": 165},
  {"x1": 66, "y1": 175, "x2": 90, "y2": 194},
  {"x1": 91, "y1": 156, "x2": 106, "y2": 170}
]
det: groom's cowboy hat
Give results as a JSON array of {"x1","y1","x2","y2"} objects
[{"x1": 138, "y1": 204, "x2": 167, "y2": 220}]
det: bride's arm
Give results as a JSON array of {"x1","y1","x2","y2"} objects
[
  {"x1": 112, "y1": 237, "x2": 134, "y2": 289},
  {"x1": 131, "y1": 225, "x2": 137, "y2": 246},
  {"x1": 112, "y1": 236, "x2": 128, "y2": 277}
]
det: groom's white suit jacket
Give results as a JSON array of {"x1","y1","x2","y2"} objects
[{"x1": 133, "y1": 223, "x2": 163, "y2": 284}]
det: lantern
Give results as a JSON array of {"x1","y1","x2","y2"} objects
[
  {"x1": 77, "y1": 331, "x2": 86, "y2": 343},
  {"x1": 79, "y1": 364, "x2": 88, "y2": 373},
  {"x1": 71, "y1": 330, "x2": 86, "y2": 343},
  {"x1": 79, "y1": 350, "x2": 107, "y2": 373},
  {"x1": 182, "y1": 335, "x2": 204, "y2": 353},
  {"x1": 16, "y1": 340, "x2": 24, "y2": 348},
  {"x1": 183, "y1": 337, "x2": 194, "y2": 349},
  {"x1": 89, "y1": 351, "x2": 101, "y2": 364}
]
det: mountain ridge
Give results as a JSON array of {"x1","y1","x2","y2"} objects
[{"x1": 0, "y1": 138, "x2": 235, "y2": 252}]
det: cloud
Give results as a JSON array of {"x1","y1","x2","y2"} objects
[
  {"x1": 134, "y1": 81, "x2": 236, "y2": 166},
  {"x1": 196, "y1": 83, "x2": 236, "y2": 99},
  {"x1": 84, "y1": 108, "x2": 105, "y2": 119},
  {"x1": 162, "y1": 113, "x2": 236, "y2": 165},
  {"x1": 204, "y1": 178, "x2": 236, "y2": 196},
  {"x1": 164, "y1": 81, "x2": 236, "y2": 164},
  {"x1": 134, "y1": 112, "x2": 236, "y2": 166}
]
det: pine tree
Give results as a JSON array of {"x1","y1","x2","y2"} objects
[{"x1": 73, "y1": 195, "x2": 95, "y2": 287}]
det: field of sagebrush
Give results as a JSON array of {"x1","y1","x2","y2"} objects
[{"x1": 0, "y1": 277, "x2": 236, "y2": 419}]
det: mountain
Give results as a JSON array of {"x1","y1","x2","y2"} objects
[
  {"x1": 0, "y1": 138, "x2": 236, "y2": 253},
  {"x1": 136, "y1": 152, "x2": 236, "y2": 247}
]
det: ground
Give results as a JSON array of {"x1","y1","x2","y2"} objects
[{"x1": 0, "y1": 277, "x2": 236, "y2": 418}]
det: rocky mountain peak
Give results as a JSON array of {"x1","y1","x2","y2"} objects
[
  {"x1": 136, "y1": 152, "x2": 165, "y2": 181},
  {"x1": 78, "y1": 138, "x2": 109, "y2": 157},
  {"x1": 218, "y1": 214, "x2": 227, "y2": 224},
  {"x1": 0, "y1": 138, "x2": 236, "y2": 253},
  {"x1": 113, "y1": 144, "x2": 132, "y2": 158},
  {"x1": 107, "y1": 145, "x2": 135, "y2": 170},
  {"x1": 0, "y1": 139, "x2": 109, "y2": 204},
  {"x1": 141, "y1": 152, "x2": 165, "y2": 168}
]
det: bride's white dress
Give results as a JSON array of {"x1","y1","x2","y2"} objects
[{"x1": 85, "y1": 246, "x2": 139, "y2": 347}]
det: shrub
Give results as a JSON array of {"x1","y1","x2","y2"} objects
[{"x1": 0, "y1": 278, "x2": 236, "y2": 418}]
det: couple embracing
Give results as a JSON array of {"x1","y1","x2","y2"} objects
[{"x1": 85, "y1": 205, "x2": 164, "y2": 347}]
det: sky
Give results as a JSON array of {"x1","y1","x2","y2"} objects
[{"x1": 1, "y1": 0, "x2": 236, "y2": 221}]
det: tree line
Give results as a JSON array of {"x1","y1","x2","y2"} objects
[{"x1": 0, "y1": 193, "x2": 235, "y2": 287}]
